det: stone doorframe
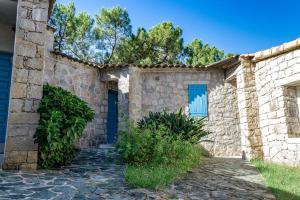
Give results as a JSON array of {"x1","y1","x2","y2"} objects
[{"x1": 101, "y1": 68, "x2": 130, "y2": 136}]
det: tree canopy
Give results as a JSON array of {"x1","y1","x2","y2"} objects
[
  {"x1": 50, "y1": 3, "x2": 94, "y2": 60},
  {"x1": 94, "y1": 6, "x2": 132, "y2": 64},
  {"x1": 50, "y1": 3, "x2": 234, "y2": 65}
]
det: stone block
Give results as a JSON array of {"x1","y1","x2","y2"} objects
[
  {"x1": 20, "y1": 163, "x2": 37, "y2": 170},
  {"x1": 15, "y1": 42, "x2": 36, "y2": 57},
  {"x1": 24, "y1": 57, "x2": 43, "y2": 70},
  {"x1": 9, "y1": 113, "x2": 40, "y2": 124},
  {"x1": 5, "y1": 151, "x2": 27, "y2": 163},
  {"x1": 27, "y1": 32, "x2": 45, "y2": 45},
  {"x1": 14, "y1": 56, "x2": 24, "y2": 69},
  {"x1": 28, "y1": 70, "x2": 43, "y2": 85},
  {"x1": 32, "y1": 8, "x2": 48, "y2": 22},
  {"x1": 5, "y1": 135, "x2": 38, "y2": 151},
  {"x1": 37, "y1": 45, "x2": 45, "y2": 57},
  {"x1": 35, "y1": 22, "x2": 47, "y2": 33},
  {"x1": 14, "y1": 68, "x2": 28, "y2": 83},
  {"x1": 19, "y1": 19, "x2": 35, "y2": 31},
  {"x1": 12, "y1": 82, "x2": 27, "y2": 98},
  {"x1": 32, "y1": 100, "x2": 41, "y2": 112},
  {"x1": 24, "y1": 100, "x2": 33, "y2": 112},
  {"x1": 27, "y1": 151, "x2": 38, "y2": 163},
  {"x1": 10, "y1": 99, "x2": 24, "y2": 113},
  {"x1": 27, "y1": 84, "x2": 43, "y2": 99},
  {"x1": 7, "y1": 125, "x2": 34, "y2": 137}
]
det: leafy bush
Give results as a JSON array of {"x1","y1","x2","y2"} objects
[
  {"x1": 34, "y1": 84, "x2": 95, "y2": 168},
  {"x1": 118, "y1": 124, "x2": 195, "y2": 164},
  {"x1": 125, "y1": 144, "x2": 202, "y2": 189},
  {"x1": 137, "y1": 108, "x2": 208, "y2": 143},
  {"x1": 117, "y1": 108, "x2": 208, "y2": 165},
  {"x1": 117, "y1": 118, "x2": 204, "y2": 188}
]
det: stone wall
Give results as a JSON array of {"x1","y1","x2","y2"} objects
[
  {"x1": 43, "y1": 27, "x2": 131, "y2": 147},
  {"x1": 254, "y1": 49, "x2": 300, "y2": 166},
  {"x1": 129, "y1": 67, "x2": 143, "y2": 123},
  {"x1": 236, "y1": 38, "x2": 300, "y2": 166},
  {"x1": 236, "y1": 62, "x2": 264, "y2": 160},
  {"x1": 134, "y1": 68, "x2": 241, "y2": 157},
  {"x1": 4, "y1": 0, "x2": 49, "y2": 170},
  {"x1": 44, "y1": 54, "x2": 107, "y2": 147}
]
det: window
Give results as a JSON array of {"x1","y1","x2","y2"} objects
[
  {"x1": 285, "y1": 86, "x2": 300, "y2": 138},
  {"x1": 188, "y1": 84, "x2": 208, "y2": 117}
]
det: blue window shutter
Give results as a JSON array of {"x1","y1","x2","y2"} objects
[{"x1": 188, "y1": 84, "x2": 208, "y2": 117}]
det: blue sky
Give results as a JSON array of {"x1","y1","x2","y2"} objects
[{"x1": 57, "y1": 0, "x2": 300, "y2": 54}]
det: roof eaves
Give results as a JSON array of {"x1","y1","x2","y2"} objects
[
  {"x1": 205, "y1": 55, "x2": 240, "y2": 69},
  {"x1": 51, "y1": 51, "x2": 238, "y2": 70},
  {"x1": 241, "y1": 37, "x2": 300, "y2": 63}
]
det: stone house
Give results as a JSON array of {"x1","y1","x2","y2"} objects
[{"x1": 0, "y1": 0, "x2": 299, "y2": 170}]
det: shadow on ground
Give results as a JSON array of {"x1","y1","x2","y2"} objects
[{"x1": 0, "y1": 148, "x2": 297, "y2": 199}]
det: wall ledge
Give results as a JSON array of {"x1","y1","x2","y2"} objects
[{"x1": 240, "y1": 37, "x2": 300, "y2": 63}]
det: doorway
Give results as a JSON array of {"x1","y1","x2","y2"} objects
[
  {"x1": 0, "y1": 52, "x2": 13, "y2": 153},
  {"x1": 107, "y1": 90, "x2": 118, "y2": 144}
]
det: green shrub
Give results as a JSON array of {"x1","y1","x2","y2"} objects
[
  {"x1": 34, "y1": 84, "x2": 95, "y2": 168},
  {"x1": 125, "y1": 144, "x2": 202, "y2": 189},
  {"x1": 117, "y1": 119, "x2": 204, "y2": 188},
  {"x1": 117, "y1": 110, "x2": 207, "y2": 188},
  {"x1": 137, "y1": 108, "x2": 208, "y2": 143},
  {"x1": 117, "y1": 122, "x2": 204, "y2": 165}
]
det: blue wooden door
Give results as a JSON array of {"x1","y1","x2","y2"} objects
[
  {"x1": 107, "y1": 90, "x2": 118, "y2": 144},
  {"x1": 188, "y1": 84, "x2": 208, "y2": 117},
  {"x1": 0, "y1": 52, "x2": 13, "y2": 147}
]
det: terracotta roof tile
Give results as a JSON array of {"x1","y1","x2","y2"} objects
[{"x1": 51, "y1": 51, "x2": 239, "y2": 70}]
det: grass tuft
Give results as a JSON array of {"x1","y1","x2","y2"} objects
[
  {"x1": 124, "y1": 146, "x2": 202, "y2": 189},
  {"x1": 253, "y1": 160, "x2": 300, "y2": 200}
]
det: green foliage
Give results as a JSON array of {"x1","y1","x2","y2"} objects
[
  {"x1": 118, "y1": 124, "x2": 197, "y2": 164},
  {"x1": 34, "y1": 84, "x2": 95, "y2": 168},
  {"x1": 253, "y1": 160, "x2": 300, "y2": 200},
  {"x1": 50, "y1": 3, "x2": 95, "y2": 60},
  {"x1": 94, "y1": 6, "x2": 132, "y2": 64},
  {"x1": 184, "y1": 39, "x2": 236, "y2": 65},
  {"x1": 115, "y1": 22, "x2": 184, "y2": 64},
  {"x1": 125, "y1": 145, "x2": 202, "y2": 189},
  {"x1": 117, "y1": 124, "x2": 203, "y2": 188},
  {"x1": 117, "y1": 110, "x2": 207, "y2": 188},
  {"x1": 185, "y1": 39, "x2": 225, "y2": 65},
  {"x1": 50, "y1": 3, "x2": 234, "y2": 65},
  {"x1": 137, "y1": 108, "x2": 208, "y2": 143}
]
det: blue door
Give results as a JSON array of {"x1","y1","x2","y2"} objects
[
  {"x1": 188, "y1": 84, "x2": 208, "y2": 117},
  {"x1": 107, "y1": 90, "x2": 118, "y2": 144},
  {"x1": 0, "y1": 52, "x2": 13, "y2": 150}
]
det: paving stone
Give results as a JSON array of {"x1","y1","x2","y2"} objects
[{"x1": 0, "y1": 148, "x2": 275, "y2": 200}]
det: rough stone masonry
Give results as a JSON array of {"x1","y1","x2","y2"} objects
[{"x1": 2, "y1": 0, "x2": 300, "y2": 169}]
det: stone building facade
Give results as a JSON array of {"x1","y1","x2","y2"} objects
[
  {"x1": 235, "y1": 40, "x2": 300, "y2": 166},
  {"x1": 0, "y1": 0, "x2": 299, "y2": 169},
  {"x1": 2, "y1": 0, "x2": 52, "y2": 170}
]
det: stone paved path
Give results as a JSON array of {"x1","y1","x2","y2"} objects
[{"x1": 0, "y1": 148, "x2": 275, "y2": 200}]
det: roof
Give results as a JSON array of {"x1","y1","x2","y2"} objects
[
  {"x1": 241, "y1": 37, "x2": 300, "y2": 62},
  {"x1": 51, "y1": 51, "x2": 240, "y2": 71}
]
